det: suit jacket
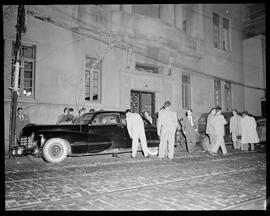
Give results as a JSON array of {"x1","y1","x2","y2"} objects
[
  {"x1": 16, "y1": 114, "x2": 30, "y2": 136},
  {"x1": 182, "y1": 115, "x2": 197, "y2": 136},
  {"x1": 126, "y1": 113, "x2": 145, "y2": 139},
  {"x1": 240, "y1": 116, "x2": 259, "y2": 143},
  {"x1": 206, "y1": 114, "x2": 215, "y2": 135},
  {"x1": 157, "y1": 108, "x2": 178, "y2": 135},
  {"x1": 211, "y1": 114, "x2": 227, "y2": 136}
]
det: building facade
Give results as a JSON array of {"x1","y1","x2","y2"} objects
[{"x1": 3, "y1": 4, "x2": 265, "y2": 154}]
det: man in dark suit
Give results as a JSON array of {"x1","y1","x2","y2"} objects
[
  {"x1": 182, "y1": 108, "x2": 198, "y2": 154},
  {"x1": 16, "y1": 107, "x2": 30, "y2": 144}
]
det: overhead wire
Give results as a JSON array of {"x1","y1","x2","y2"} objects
[{"x1": 4, "y1": 5, "x2": 266, "y2": 92}]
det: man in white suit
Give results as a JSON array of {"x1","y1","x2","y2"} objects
[
  {"x1": 157, "y1": 101, "x2": 179, "y2": 160},
  {"x1": 125, "y1": 109, "x2": 149, "y2": 158},
  {"x1": 240, "y1": 111, "x2": 259, "y2": 151}
]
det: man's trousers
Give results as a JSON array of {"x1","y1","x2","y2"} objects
[
  {"x1": 159, "y1": 127, "x2": 176, "y2": 159},
  {"x1": 185, "y1": 130, "x2": 197, "y2": 153},
  {"x1": 210, "y1": 135, "x2": 227, "y2": 155},
  {"x1": 131, "y1": 130, "x2": 149, "y2": 158}
]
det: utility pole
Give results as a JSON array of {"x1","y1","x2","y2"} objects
[{"x1": 8, "y1": 5, "x2": 26, "y2": 157}]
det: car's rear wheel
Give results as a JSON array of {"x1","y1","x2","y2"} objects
[
  {"x1": 42, "y1": 138, "x2": 68, "y2": 163},
  {"x1": 202, "y1": 135, "x2": 210, "y2": 151}
]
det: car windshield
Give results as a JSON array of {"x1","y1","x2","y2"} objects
[{"x1": 73, "y1": 113, "x2": 94, "y2": 125}]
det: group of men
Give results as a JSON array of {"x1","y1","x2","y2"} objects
[
  {"x1": 205, "y1": 107, "x2": 259, "y2": 155},
  {"x1": 15, "y1": 103, "x2": 259, "y2": 160},
  {"x1": 125, "y1": 101, "x2": 179, "y2": 160},
  {"x1": 56, "y1": 107, "x2": 96, "y2": 124},
  {"x1": 125, "y1": 101, "x2": 260, "y2": 160}
]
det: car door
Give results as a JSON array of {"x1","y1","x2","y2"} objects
[
  {"x1": 88, "y1": 113, "x2": 126, "y2": 152},
  {"x1": 142, "y1": 116, "x2": 159, "y2": 147}
]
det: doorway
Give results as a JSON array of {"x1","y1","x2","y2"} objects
[{"x1": 130, "y1": 90, "x2": 155, "y2": 116}]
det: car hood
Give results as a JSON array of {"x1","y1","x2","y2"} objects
[{"x1": 21, "y1": 123, "x2": 85, "y2": 137}]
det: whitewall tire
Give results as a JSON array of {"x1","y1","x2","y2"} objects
[{"x1": 42, "y1": 138, "x2": 69, "y2": 163}]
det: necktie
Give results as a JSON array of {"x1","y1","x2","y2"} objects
[{"x1": 189, "y1": 116, "x2": 194, "y2": 126}]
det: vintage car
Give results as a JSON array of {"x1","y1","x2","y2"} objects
[
  {"x1": 12, "y1": 111, "x2": 160, "y2": 163},
  {"x1": 197, "y1": 111, "x2": 265, "y2": 150}
]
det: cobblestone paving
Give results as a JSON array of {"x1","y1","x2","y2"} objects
[{"x1": 5, "y1": 145, "x2": 267, "y2": 210}]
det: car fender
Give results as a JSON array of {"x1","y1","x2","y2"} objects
[{"x1": 37, "y1": 130, "x2": 113, "y2": 153}]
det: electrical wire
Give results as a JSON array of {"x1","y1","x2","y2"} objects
[{"x1": 5, "y1": 6, "x2": 265, "y2": 92}]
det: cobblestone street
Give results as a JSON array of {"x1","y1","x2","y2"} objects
[{"x1": 5, "y1": 144, "x2": 267, "y2": 210}]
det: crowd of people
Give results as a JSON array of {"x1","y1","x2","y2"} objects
[
  {"x1": 15, "y1": 102, "x2": 260, "y2": 160},
  {"x1": 56, "y1": 107, "x2": 96, "y2": 124},
  {"x1": 127, "y1": 102, "x2": 260, "y2": 160}
]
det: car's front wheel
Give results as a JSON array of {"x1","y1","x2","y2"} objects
[{"x1": 42, "y1": 138, "x2": 69, "y2": 163}]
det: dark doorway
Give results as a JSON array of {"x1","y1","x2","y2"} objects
[{"x1": 130, "y1": 90, "x2": 155, "y2": 117}]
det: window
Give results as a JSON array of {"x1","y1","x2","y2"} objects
[
  {"x1": 213, "y1": 13, "x2": 230, "y2": 51},
  {"x1": 135, "y1": 63, "x2": 159, "y2": 74},
  {"x1": 224, "y1": 81, "x2": 232, "y2": 111},
  {"x1": 92, "y1": 113, "x2": 120, "y2": 125},
  {"x1": 12, "y1": 42, "x2": 36, "y2": 97},
  {"x1": 222, "y1": 18, "x2": 230, "y2": 51},
  {"x1": 213, "y1": 13, "x2": 220, "y2": 49},
  {"x1": 182, "y1": 74, "x2": 190, "y2": 109},
  {"x1": 214, "y1": 79, "x2": 221, "y2": 107},
  {"x1": 183, "y1": 20, "x2": 187, "y2": 32},
  {"x1": 85, "y1": 56, "x2": 101, "y2": 102}
]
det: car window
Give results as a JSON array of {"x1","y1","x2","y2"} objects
[
  {"x1": 92, "y1": 114, "x2": 120, "y2": 125},
  {"x1": 120, "y1": 114, "x2": 127, "y2": 125},
  {"x1": 73, "y1": 113, "x2": 94, "y2": 125},
  {"x1": 198, "y1": 114, "x2": 207, "y2": 124}
]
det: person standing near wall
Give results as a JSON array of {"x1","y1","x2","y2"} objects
[
  {"x1": 16, "y1": 107, "x2": 30, "y2": 144},
  {"x1": 208, "y1": 107, "x2": 227, "y2": 155},
  {"x1": 229, "y1": 109, "x2": 242, "y2": 151},
  {"x1": 240, "y1": 111, "x2": 259, "y2": 151},
  {"x1": 206, "y1": 107, "x2": 216, "y2": 150},
  {"x1": 125, "y1": 109, "x2": 149, "y2": 159},
  {"x1": 182, "y1": 108, "x2": 198, "y2": 154},
  {"x1": 157, "y1": 101, "x2": 179, "y2": 160}
]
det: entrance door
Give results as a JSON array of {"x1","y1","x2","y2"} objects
[{"x1": 130, "y1": 90, "x2": 155, "y2": 116}]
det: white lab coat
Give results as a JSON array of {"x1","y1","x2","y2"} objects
[
  {"x1": 126, "y1": 113, "x2": 145, "y2": 139},
  {"x1": 126, "y1": 113, "x2": 149, "y2": 157},
  {"x1": 240, "y1": 116, "x2": 259, "y2": 144}
]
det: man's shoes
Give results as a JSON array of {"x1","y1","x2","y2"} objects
[
  {"x1": 167, "y1": 158, "x2": 173, "y2": 161},
  {"x1": 158, "y1": 157, "x2": 164, "y2": 160},
  {"x1": 145, "y1": 155, "x2": 150, "y2": 158},
  {"x1": 130, "y1": 155, "x2": 135, "y2": 159}
]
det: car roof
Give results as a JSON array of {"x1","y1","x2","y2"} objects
[{"x1": 86, "y1": 111, "x2": 125, "y2": 115}]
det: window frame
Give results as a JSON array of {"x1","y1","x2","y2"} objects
[
  {"x1": 214, "y1": 79, "x2": 221, "y2": 107},
  {"x1": 181, "y1": 73, "x2": 191, "y2": 109},
  {"x1": 11, "y1": 42, "x2": 36, "y2": 98},
  {"x1": 84, "y1": 55, "x2": 102, "y2": 103},
  {"x1": 212, "y1": 12, "x2": 231, "y2": 52}
]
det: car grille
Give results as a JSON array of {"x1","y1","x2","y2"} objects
[{"x1": 20, "y1": 136, "x2": 34, "y2": 148}]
